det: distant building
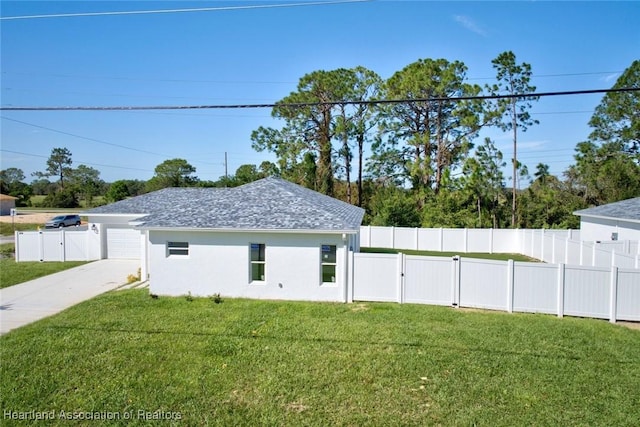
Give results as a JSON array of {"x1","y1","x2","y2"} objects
[
  {"x1": 0, "y1": 194, "x2": 18, "y2": 216},
  {"x1": 574, "y1": 197, "x2": 640, "y2": 241}
]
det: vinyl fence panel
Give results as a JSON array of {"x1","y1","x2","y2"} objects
[
  {"x1": 417, "y1": 228, "x2": 442, "y2": 251},
  {"x1": 394, "y1": 227, "x2": 416, "y2": 251},
  {"x1": 403, "y1": 255, "x2": 452, "y2": 305},
  {"x1": 442, "y1": 229, "x2": 466, "y2": 253},
  {"x1": 466, "y1": 229, "x2": 491, "y2": 253},
  {"x1": 42, "y1": 231, "x2": 63, "y2": 262},
  {"x1": 15, "y1": 230, "x2": 97, "y2": 262},
  {"x1": 617, "y1": 269, "x2": 640, "y2": 321},
  {"x1": 563, "y1": 266, "x2": 610, "y2": 319},
  {"x1": 459, "y1": 258, "x2": 508, "y2": 311},
  {"x1": 63, "y1": 231, "x2": 89, "y2": 261},
  {"x1": 352, "y1": 253, "x2": 399, "y2": 302},
  {"x1": 512, "y1": 262, "x2": 558, "y2": 315},
  {"x1": 15, "y1": 231, "x2": 40, "y2": 261}
]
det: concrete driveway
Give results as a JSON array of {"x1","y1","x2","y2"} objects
[{"x1": 0, "y1": 259, "x2": 139, "y2": 335}]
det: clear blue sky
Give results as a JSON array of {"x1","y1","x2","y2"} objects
[{"x1": 1, "y1": 0, "x2": 639, "y2": 184}]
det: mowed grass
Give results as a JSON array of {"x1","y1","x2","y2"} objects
[
  {"x1": 0, "y1": 258, "x2": 89, "y2": 289},
  {"x1": 362, "y1": 246, "x2": 537, "y2": 262},
  {"x1": 0, "y1": 223, "x2": 41, "y2": 235},
  {"x1": 1, "y1": 290, "x2": 638, "y2": 426}
]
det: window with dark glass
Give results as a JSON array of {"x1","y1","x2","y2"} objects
[
  {"x1": 250, "y1": 243, "x2": 266, "y2": 281},
  {"x1": 321, "y1": 245, "x2": 336, "y2": 283},
  {"x1": 167, "y1": 241, "x2": 189, "y2": 256}
]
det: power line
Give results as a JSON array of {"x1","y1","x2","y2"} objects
[
  {"x1": 0, "y1": 0, "x2": 369, "y2": 20},
  {"x1": 0, "y1": 149, "x2": 152, "y2": 173},
  {"x1": 1, "y1": 87, "x2": 636, "y2": 111},
  {"x1": 0, "y1": 116, "x2": 221, "y2": 166}
]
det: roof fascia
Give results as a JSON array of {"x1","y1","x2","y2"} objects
[
  {"x1": 136, "y1": 226, "x2": 360, "y2": 234},
  {"x1": 574, "y1": 212, "x2": 640, "y2": 224}
]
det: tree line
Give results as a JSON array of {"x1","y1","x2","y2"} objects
[{"x1": 1, "y1": 54, "x2": 638, "y2": 228}]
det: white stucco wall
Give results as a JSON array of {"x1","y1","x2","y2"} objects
[
  {"x1": 580, "y1": 216, "x2": 640, "y2": 242},
  {"x1": 147, "y1": 230, "x2": 351, "y2": 302}
]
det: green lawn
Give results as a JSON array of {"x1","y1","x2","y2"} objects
[
  {"x1": 362, "y1": 247, "x2": 537, "y2": 262},
  {"x1": 1, "y1": 290, "x2": 638, "y2": 426},
  {"x1": 0, "y1": 258, "x2": 89, "y2": 289},
  {"x1": 0, "y1": 223, "x2": 42, "y2": 236}
]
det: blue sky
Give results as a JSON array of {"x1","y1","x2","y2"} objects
[{"x1": 1, "y1": 0, "x2": 639, "y2": 184}]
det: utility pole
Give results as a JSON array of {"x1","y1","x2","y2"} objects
[{"x1": 224, "y1": 152, "x2": 228, "y2": 183}]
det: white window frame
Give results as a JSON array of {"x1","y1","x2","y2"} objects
[
  {"x1": 250, "y1": 243, "x2": 266, "y2": 282},
  {"x1": 167, "y1": 241, "x2": 189, "y2": 257},
  {"x1": 320, "y1": 244, "x2": 337, "y2": 284}
]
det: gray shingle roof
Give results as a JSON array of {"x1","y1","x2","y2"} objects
[
  {"x1": 574, "y1": 197, "x2": 640, "y2": 223},
  {"x1": 85, "y1": 177, "x2": 365, "y2": 231}
]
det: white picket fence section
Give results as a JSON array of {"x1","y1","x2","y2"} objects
[
  {"x1": 351, "y1": 252, "x2": 640, "y2": 323},
  {"x1": 14, "y1": 230, "x2": 97, "y2": 262},
  {"x1": 360, "y1": 226, "x2": 640, "y2": 269}
]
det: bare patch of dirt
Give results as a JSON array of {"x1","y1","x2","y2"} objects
[
  {"x1": 351, "y1": 303, "x2": 370, "y2": 312},
  {"x1": 618, "y1": 321, "x2": 640, "y2": 331},
  {"x1": 0, "y1": 212, "x2": 65, "y2": 224}
]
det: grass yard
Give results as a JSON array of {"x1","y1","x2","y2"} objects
[
  {"x1": 0, "y1": 258, "x2": 89, "y2": 289},
  {"x1": 1, "y1": 290, "x2": 638, "y2": 426},
  {"x1": 362, "y1": 247, "x2": 537, "y2": 262},
  {"x1": 0, "y1": 223, "x2": 41, "y2": 235}
]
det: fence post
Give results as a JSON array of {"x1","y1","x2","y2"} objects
[
  {"x1": 60, "y1": 229, "x2": 66, "y2": 262},
  {"x1": 415, "y1": 227, "x2": 419, "y2": 251},
  {"x1": 592, "y1": 243, "x2": 597, "y2": 267},
  {"x1": 390, "y1": 226, "x2": 395, "y2": 250},
  {"x1": 551, "y1": 235, "x2": 556, "y2": 264},
  {"x1": 609, "y1": 266, "x2": 618, "y2": 324},
  {"x1": 464, "y1": 228, "x2": 469, "y2": 253},
  {"x1": 439, "y1": 228, "x2": 444, "y2": 251},
  {"x1": 489, "y1": 228, "x2": 494, "y2": 254},
  {"x1": 557, "y1": 263, "x2": 565, "y2": 318},
  {"x1": 540, "y1": 229, "x2": 545, "y2": 261},
  {"x1": 38, "y1": 230, "x2": 44, "y2": 262},
  {"x1": 565, "y1": 238, "x2": 570, "y2": 264},
  {"x1": 507, "y1": 259, "x2": 514, "y2": 313},
  {"x1": 451, "y1": 255, "x2": 460, "y2": 307},
  {"x1": 14, "y1": 231, "x2": 19, "y2": 262},
  {"x1": 397, "y1": 253, "x2": 404, "y2": 304}
]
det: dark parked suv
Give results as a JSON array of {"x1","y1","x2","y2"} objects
[{"x1": 45, "y1": 215, "x2": 82, "y2": 228}]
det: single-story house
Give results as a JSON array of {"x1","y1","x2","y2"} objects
[
  {"x1": 0, "y1": 194, "x2": 18, "y2": 216},
  {"x1": 574, "y1": 197, "x2": 640, "y2": 242},
  {"x1": 84, "y1": 177, "x2": 365, "y2": 302}
]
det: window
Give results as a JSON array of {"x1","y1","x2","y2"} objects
[
  {"x1": 321, "y1": 245, "x2": 337, "y2": 283},
  {"x1": 250, "y1": 243, "x2": 266, "y2": 281},
  {"x1": 167, "y1": 241, "x2": 189, "y2": 256}
]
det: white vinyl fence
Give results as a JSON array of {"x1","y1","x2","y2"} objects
[
  {"x1": 360, "y1": 226, "x2": 640, "y2": 270},
  {"x1": 15, "y1": 230, "x2": 99, "y2": 262},
  {"x1": 351, "y1": 252, "x2": 640, "y2": 323}
]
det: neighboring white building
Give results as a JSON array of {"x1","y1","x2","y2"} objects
[
  {"x1": 0, "y1": 194, "x2": 17, "y2": 216},
  {"x1": 574, "y1": 197, "x2": 640, "y2": 242},
  {"x1": 85, "y1": 177, "x2": 365, "y2": 302}
]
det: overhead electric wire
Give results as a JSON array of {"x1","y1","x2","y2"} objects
[
  {"x1": 0, "y1": 116, "x2": 221, "y2": 166},
  {"x1": 0, "y1": 0, "x2": 369, "y2": 20},
  {"x1": 1, "y1": 87, "x2": 636, "y2": 111},
  {"x1": 0, "y1": 149, "x2": 153, "y2": 173}
]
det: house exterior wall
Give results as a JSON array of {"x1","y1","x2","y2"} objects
[
  {"x1": 580, "y1": 216, "x2": 640, "y2": 242},
  {"x1": 0, "y1": 198, "x2": 16, "y2": 216},
  {"x1": 147, "y1": 230, "x2": 349, "y2": 302}
]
